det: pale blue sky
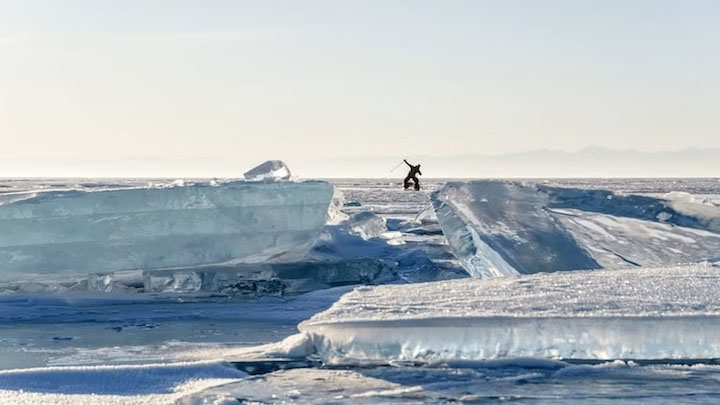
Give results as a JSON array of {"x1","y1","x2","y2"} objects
[{"x1": 1, "y1": 1, "x2": 719, "y2": 176}]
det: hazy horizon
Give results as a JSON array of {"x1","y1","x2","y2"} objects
[
  {"x1": 2, "y1": 1, "x2": 720, "y2": 177},
  {"x1": 2, "y1": 146, "x2": 719, "y2": 178}
]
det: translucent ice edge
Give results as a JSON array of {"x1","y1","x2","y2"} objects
[
  {"x1": 301, "y1": 315, "x2": 720, "y2": 364},
  {"x1": 298, "y1": 264, "x2": 720, "y2": 363},
  {"x1": 0, "y1": 180, "x2": 334, "y2": 279}
]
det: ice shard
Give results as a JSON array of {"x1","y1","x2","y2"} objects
[
  {"x1": 346, "y1": 211, "x2": 388, "y2": 240},
  {"x1": 243, "y1": 160, "x2": 292, "y2": 181}
]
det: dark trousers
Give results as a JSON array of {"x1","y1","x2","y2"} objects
[{"x1": 404, "y1": 176, "x2": 420, "y2": 190}]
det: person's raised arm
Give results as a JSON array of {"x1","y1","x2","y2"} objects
[{"x1": 404, "y1": 159, "x2": 412, "y2": 167}]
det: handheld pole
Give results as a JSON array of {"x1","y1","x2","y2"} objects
[{"x1": 390, "y1": 160, "x2": 405, "y2": 173}]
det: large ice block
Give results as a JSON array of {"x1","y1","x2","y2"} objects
[
  {"x1": 299, "y1": 264, "x2": 720, "y2": 363},
  {"x1": 431, "y1": 181, "x2": 720, "y2": 278},
  {"x1": 0, "y1": 181, "x2": 333, "y2": 280}
]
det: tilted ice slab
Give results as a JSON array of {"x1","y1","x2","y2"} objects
[
  {"x1": 431, "y1": 181, "x2": 720, "y2": 278},
  {"x1": 299, "y1": 264, "x2": 720, "y2": 363},
  {"x1": 0, "y1": 181, "x2": 333, "y2": 280},
  {"x1": 243, "y1": 160, "x2": 292, "y2": 181}
]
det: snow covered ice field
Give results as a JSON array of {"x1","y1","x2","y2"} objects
[{"x1": 1, "y1": 177, "x2": 720, "y2": 404}]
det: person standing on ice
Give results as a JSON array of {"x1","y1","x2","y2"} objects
[{"x1": 403, "y1": 159, "x2": 422, "y2": 191}]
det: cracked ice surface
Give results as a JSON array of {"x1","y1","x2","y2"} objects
[
  {"x1": 300, "y1": 264, "x2": 720, "y2": 362},
  {"x1": 431, "y1": 181, "x2": 720, "y2": 278}
]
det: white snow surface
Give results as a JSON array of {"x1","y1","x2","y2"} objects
[
  {"x1": 243, "y1": 160, "x2": 292, "y2": 181},
  {"x1": 0, "y1": 180, "x2": 333, "y2": 280},
  {"x1": 432, "y1": 181, "x2": 720, "y2": 278},
  {"x1": 300, "y1": 264, "x2": 720, "y2": 362}
]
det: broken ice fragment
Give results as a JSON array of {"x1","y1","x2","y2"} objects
[
  {"x1": 346, "y1": 211, "x2": 387, "y2": 240},
  {"x1": 243, "y1": 160, "x2": 292, "y2": 181}
]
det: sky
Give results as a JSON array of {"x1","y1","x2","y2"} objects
[{"x1": 1, "y1": 0, "x2": 719, "y2": 177}]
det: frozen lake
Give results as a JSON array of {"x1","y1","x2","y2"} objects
[{"x1": 1, "y1": 178, "x2": 720, "y2": 404}]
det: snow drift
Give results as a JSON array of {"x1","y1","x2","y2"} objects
[
  {"x1": 0, "y1": 180, "x2": 333, "y2": 280},
  {"x1": 431, "y1": 181, "x2": 720, "y2": 278}
]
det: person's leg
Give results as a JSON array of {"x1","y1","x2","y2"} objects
[
  {"x1": 413, "y1": 177, "x2": 420, "y2": 190},
  {"x1": 403, "y1": 176, "x2": 411, "y2": 189}
]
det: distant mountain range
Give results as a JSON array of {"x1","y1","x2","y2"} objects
[{"x1": 2, "y1": 147, "x2": 719, "y2": 178}]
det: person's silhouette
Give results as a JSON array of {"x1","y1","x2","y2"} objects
[{"x1": 403, "y1": 159, "x2": 422, "y2": 191}]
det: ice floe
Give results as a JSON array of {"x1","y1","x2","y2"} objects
[
  {"x1": 431, "y1": 181, "x2": 720, "y2": 278},
  {"x1": 299, "y1": 263, "x2": 720, "y2": 363},
  {"x1": 0, "y1": 180, "x2": 333, "y2": 280}
]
